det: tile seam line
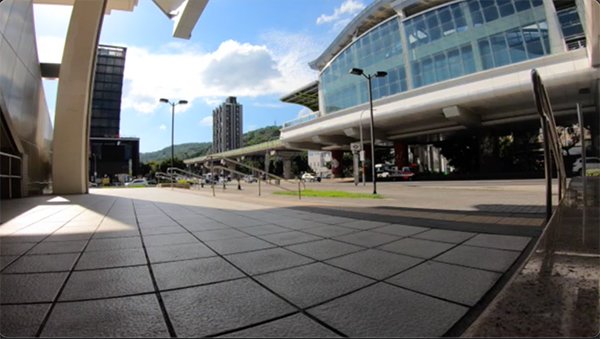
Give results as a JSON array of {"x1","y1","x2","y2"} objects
[
  {"x1": 130, "y1": 199, "x2": 178, "y2": 338},
  {"x1": 33, "y1": 197, "x2": 119, "y2": 337},
  {"x1": 152, "y1": 201, "x2": 350, "y2": 338}
]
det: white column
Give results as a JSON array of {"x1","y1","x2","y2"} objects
[{"x1": 52, "y1": 0, "x2": 107, "y2": 194}]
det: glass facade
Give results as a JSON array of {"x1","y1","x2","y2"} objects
[
  {"x1": 318, "y1": 0, "x2": 583, "y2": 116},
  {"x1": 91, "y1": 45, "x2": 126, "y2": 138},
  {"x1": 321, "y1": 17, "x2": 406, "y2": 114}
]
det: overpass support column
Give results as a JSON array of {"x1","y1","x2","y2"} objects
[
  {"x1": 282, "y1": 157, "x2": 292, "y2": 180},
  {"x1": 331, "y1": 150, "x2": 344, "y2": 178},
  {"x1": 52, "y1": 0, "x2": 107, "y2": 194},
  {"x1": 393, "y1": 142, "x2": 409, "y2": 169}
]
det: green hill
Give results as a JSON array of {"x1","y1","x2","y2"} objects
[
  {"x1": 140, "y1": 125, "x2": 281, "y2": 163},
  {"x1": 140, "y1": 142, "x2": 212, "y2": 163}
]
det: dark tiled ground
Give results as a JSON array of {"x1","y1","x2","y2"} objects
[{"x1": 0, "y1": 190, "x2": 534, "y2": 337}]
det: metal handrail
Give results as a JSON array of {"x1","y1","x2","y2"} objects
[
  {"x1": 212, "y1": 165, "x2": 295, "y2": 194},
  {"x1": 166, "y1": 167, "x2": 204, "y2": 182},
  {"x1": 531, "y1": 69, "x2": 567, "y2": 221},
  {"x1": 219, "y1": 157, "x2": 305, "y2": 189}
]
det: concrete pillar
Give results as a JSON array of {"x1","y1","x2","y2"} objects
[
  {"x1": 264, "y1": 151, "x2": 271, "y2": 176},
  {"x1": 282, "y1": 158, "x2": 292, "y2": 179},
  {"x1": 393, "y1": 141, "x2": 409, "y2": 169},
  {"x1": 52, "y1": 0, "x2": 107, "y2": 194},
  {"x1": 331, "y1": 150, "x2": 344, "y2": 178}
]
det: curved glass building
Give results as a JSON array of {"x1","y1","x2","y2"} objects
[
  {"x1": 316, "y1": 0, "x2": 567, "y2": 115},
  {"x1": 281, "y1": 0, "x2": 596, "y2": 152}
]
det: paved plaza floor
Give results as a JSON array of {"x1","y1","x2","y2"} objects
[{"x1": 0, "y1": 183, "x2": 542, "y2": 337}]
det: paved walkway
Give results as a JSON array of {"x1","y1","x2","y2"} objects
[{"x1": 0, "y1": 182, "x2": 540, "y2": 337}]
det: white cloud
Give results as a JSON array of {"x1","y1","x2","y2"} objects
[
  {"x1": 199, "y1": 116, "x2": 212, "y2": 127},
  {"x1": 159, "y1": 124, "x2": 167, "y2": 130},
  {"x1": 316, "y1": 0, "x2": 365, "y2": 26},
  {"x1": 119, "y1": 37, "x2": 319, "y2": 115}
]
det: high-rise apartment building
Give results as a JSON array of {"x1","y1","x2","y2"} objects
[{"x1": 212, "y1": 96, "x2": 243, "y2": 153}]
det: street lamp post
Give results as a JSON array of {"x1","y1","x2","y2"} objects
[
  {"x1": 159, "y1": 98, "x2": 188, "y2": 188},
  {"x1": 349, "y1": 68, "x2": 387, "y2": 195}
]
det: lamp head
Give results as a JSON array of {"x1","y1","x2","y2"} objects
[
  {"x1": 349, "y1": 68, "x2": 364, "y2": 76},
  {"x1": 178, "y1": 100, "x2": 188, "y2": 105},
  {"x1": 375, "y1": 71, "x2": 388, "y2": 78},
  {"x1": 159, "y1": 98, "x2": 169, "y2": 103}
]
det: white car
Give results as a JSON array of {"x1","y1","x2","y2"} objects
[
  {"x1": 572, "y1": 157, "x2": 600, "y2": 175},
  {"x1": 301, "y1": 173, "x2": 316, "y2": 182},
  {"x1": 125, "y1": 178, "x2": 148, "y2": 187}
]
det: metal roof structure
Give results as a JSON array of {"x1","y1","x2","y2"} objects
[{"x1": 280, "y1": 81, "x2": 320, "y2": 112}]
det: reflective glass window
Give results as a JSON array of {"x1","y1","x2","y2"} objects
[{"x1": 321, "y1": 17, "x2": 406, "y2": 114}]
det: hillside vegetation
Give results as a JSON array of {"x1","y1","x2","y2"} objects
[{"x1": 140, "y1": 125, "x2": 281, "y2": 163}]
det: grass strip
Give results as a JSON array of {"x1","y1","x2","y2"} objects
[{"x1": 274, "y1": 189, "x2": 383, "y2": 199}]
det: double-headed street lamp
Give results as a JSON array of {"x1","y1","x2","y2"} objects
[
  {"x1": 349, "y1": 68, "x2": 387, "y2": 195},
  {"x1": 159, "y1": 98, "x2": 188, "y2": 187}
]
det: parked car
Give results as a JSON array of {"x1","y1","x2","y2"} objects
[
  {"x1": 125, "y1": 178, "x2": 148, "y2": 187},
  {"x1": 244, "y1": 175, "x2": 257, "y2": 183},
  {"x1": 301, "y1": 173, "x2": 317, "y2": 182},
  {"x1": 572, "y1": 157, "x2": 600, "y2": 175}
]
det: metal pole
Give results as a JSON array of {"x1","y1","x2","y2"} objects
[
  {"x1": 367, "y1": 75, "x2": 377, "y2": 195},
  {"x1": 577, "y1": 103, "x2": 586, "y2": 178},
  {"x1": 359, "y1": 110, "x2": 366, "y2": 186},
  {"x1": 542, "y1": 119, "x2": 552, "y2": 221},
  {"x1": 171, "y1": 103, "x2": 175, "y2": 189}
]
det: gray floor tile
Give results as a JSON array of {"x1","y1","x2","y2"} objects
[
  {"x1": 0, "y1": 272, "x2": 68, "y2": 303},
  {"x1": 271, "y1": 218, "x2": 317, "y2": 230},
  {"x1": 225, "y1": 247, "x2": 314, "y2": 275},
  {"x1": 464, "y1": 234, "x2": 531, "y2": 251},
  {"x1": 219, "y1": 313, "x2": 340, "y2": 338},
  {"x1": 146, "y1": 242, "x2": 215, "y2": 263},
  {"x1": 241, "y1": 224, "x2": 290, "y2": 236},
  {"x1": 140, "y1": 226, "x2": 187, "y2": 236},
  {"x1": 285, "y1": 239, "x2": 363, "y2": 261},
  {"x1": 340, "y1": 220, "x2": 391, "y2": 230},
  {"x1": 152, "y1": 256, "x2": 244, "y2": 290},
  {"x1": 217, "y1": 217, "x2": 266, "y2": 228},
  {"x1": 316, "y1": 216, "x2": 357, "y2": 225},
  {"x1": 76, "y1": 248, "x2": 147, "y2": 270},
  {"x1": 0, "y1": 242, "x2": 36, "y2": 256},
  {"x1": 206, "y1": 237, "x2": 276, "y2": 255},
  {"x1": 162, "y1": 278, "x2": 295, "y2": 337},
  {"x1": 143, "y1": 233, "x2": 199, "y2": 247},
  {"x1": 41, "y1": 294, "x2": 169, "y2": 337},
  {"x1": 372, "y1": 224, "x2": 429, "y2": 237},
  {"x1": 387, "y1": 261, "x2": 501, "y2": 306},
  {"x1": 255, "y1": 262, "x2": 374, "y2": 308},
  {"x1": 412, "y1": 229, "x2": 476, "y2": 243},
  {"x1": 302, "y1": 225, "x2": 357, "y2": 238},
  {"x1": 435, "y1": 245, "x2": 521, "y2": 272},
  {"x1": 86, "y1": 237, "x2": 142, "y2": 252},
  {"x1": 60, "y1": 266, "x2": 154, "y2": 301},
  {"x1": 92, "y1": 229, "x2": 140, "y2": 239},
  {"x1": 179, "y1": 220, "x2": 230, "y2": 232},
  {"x1": 258, "y1": 231, "x2": 322, "y2": 246},
  {"x1": 0, "y1": 304, "x2": 51, "y2": 337},
  {"x1": 333, "y1": 231, "x2": 400, "y2": 248},
  {"x1": 194, "y1": 228, "x2": 249, "y2": 241},
  {"x1": 378, "y1": 238, "x2": 455, "y2": 259},
  {"x1": 0, "y1": 255, "x2": 17, "y2": 270},
  {"x1": 29, "y1": 240, "x2": 87, "y2": 254},
  {"x1": 308, "y1": 282, "x2": 468, "y2": 337},
  {"x1": 3, "y1": 253, "x2": 79, "y2": 273},
  {"x1": 325, "y1": 249, "x2": 423, "y2": 280}
]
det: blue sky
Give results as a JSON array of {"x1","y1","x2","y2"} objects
[{"x1": 34, "y1": 0, "x2": 371, "y2": 153}]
